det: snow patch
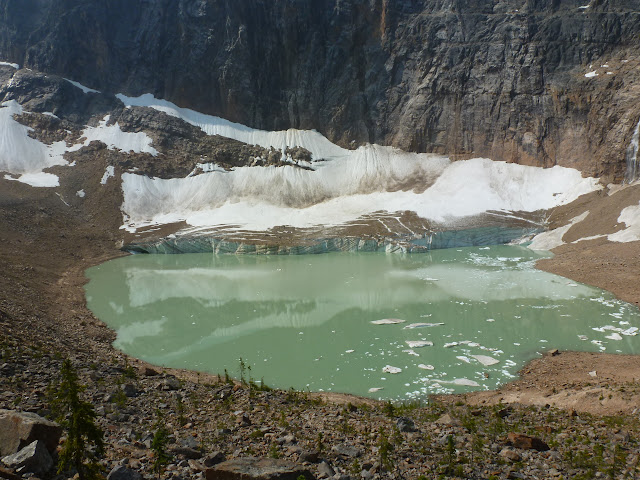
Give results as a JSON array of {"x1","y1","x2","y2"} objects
[
  {"x1": 83, "y1": 116, "x2": 158, "y2": 156},
  {"x1": 585, "y1": 71, "x2": 598, "y2": 78},
  {"x1": 528, "y1": 211, "x2": 590, "y2": 250},
  {"x1": 4, "y1": 172, "x2": 60, "y2": 187},
  {"x1": 608, "y1": 202, "x2": 640, "y2": 243},
  {"x1": 101, "y1": 166, "x2": 115, "y2": 185},
  {"x1": 0, "y1": 61, "x2": 19, "y2": 69},
  {"x1": 64, "y1": 78, "x2": 100, "y2": 94}
]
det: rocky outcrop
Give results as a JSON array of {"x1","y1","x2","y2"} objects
[{"x1": 1, "y1": 0, "x2": 639, "y2": 178}]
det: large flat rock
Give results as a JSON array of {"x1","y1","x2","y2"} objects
[
  {"x1": 0, "y1": 410, "x2": 62, "y2": 456},
  {"x1": 205, "y1": 457, "x2": 314, "y2": 480}
]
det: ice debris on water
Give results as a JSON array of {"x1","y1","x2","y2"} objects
[
  {"x1": 418, "y1": 364, "x2": 434, "y2": 370},
  {"x1": 371, "y1": 318, "x2": 405, "y2": 325},
  {"x1": 403, "y1": 322, "x2": 444, "y2": 329},
  {"x1": 443, "y1": 342, "x2": 459, "y2": 348},
  {"x1": 405, "y1": 340, "x2": 433, "y2": 348},
  {"x1": 382, "y1": 365, "x2": 402, "y2": 374},
  {"x1": 402, "y1": 349, "x2": 420, "y2": 357},
  {"x1": 368, "y1": 387, "x2": 384, "y2": 393},
  {"x1": 471, "y1": 354, "x2": 499, "y2": 366}
]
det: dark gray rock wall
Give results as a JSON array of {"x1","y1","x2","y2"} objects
[{"x1": 1, "y1": 0, "x2": 639, "y2": 178}]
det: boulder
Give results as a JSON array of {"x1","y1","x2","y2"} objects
[
  {"x1": 507, "y1": 432, "x2": 550, "y2": 451},
  {"x1": 205, "y1": 457, "x2": 314, "y2": 480},
  {"x1": 396, "y1": 417, "x2": 417, "y2": 433},
  {"x1": 1, "y1": 440, "x2": 53, "y2": 475},
  {"x1": 106, "y1": 465, "x2": 143, "y2": 480},
  {"x1": 0, "y1": 410, "x2": 62, "y2": 456}
]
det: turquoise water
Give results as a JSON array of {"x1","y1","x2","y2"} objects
[{"x1": 85, "y1": 246, "x2": 640, "y2": 400}]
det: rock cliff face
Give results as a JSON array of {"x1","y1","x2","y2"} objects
[{"x1": 0, "y1": 0, "x2": 639, "y2": 178}]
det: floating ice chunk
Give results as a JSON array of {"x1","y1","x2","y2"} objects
[
  {"x1": 371, "y1": 318, "x2": 405, "y2": 325},
  {"x1": 486, "y1": 318, "x2": 495, "y2": 322},
  {"x1": 76, "y1": 189, "x2": 85, "y2": 198},
  {"x1": 64, "y1": 78, "x2": 100, "y2": 94},
  {"x1": 402, "y1": 349, "x2": 420, "y2": 357},
  {"x1": 404, "y1": 322, "x2": 444, "y2": 329},
  {"x1": 405, "y1": 340, "x2": 433, "y2": 348},
  {"x1": 0, "y1": 61, "x2": 19, "y2": 69},
  {"x1": 438, "y1": 378, "x2": 481, "y2": 387},
  {"x1": 368, "y1": 387, "x2": 383, "y2": 393},
  {"x1": 578, "y1": 335, "x2": 588, "y2": 341},
  {"x1": 622, "y1": 327, "x2": 638, "y2": 336},
  {"x1": 100, "y1": 165, "x2": 115, "y2": 185},
  {"x1": 471, "y1": 355, "x2": 499, "y2": 366},
  {"x1": 382, "y1": 365, "x2": 402, "y2": 374},
  {"x1": 456, "y1": 356, "x2": 470, "y2": 363},
  {"x1": 443, "y1": 342, "x2": 459, "y2": 348},
  {"x1": 345, "y1": 349, "x2": 355, "y2": 353},
  {"x1": 418, "y1": 364, "x2": 434, "y2": 370},
  {"x1": 605, "y1": 333, "x2": 623, "y2": 341}
]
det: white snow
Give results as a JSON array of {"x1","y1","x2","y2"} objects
[
  {"x1": 76, "y1": 189, "x2": 85, "y2": 198},
  {"x1": 585, "y1": 71, "x2": 598, "y2": 78},
  {"x1": 608, "y1": 201, "x2": 640, "y2": 242},
  {"x1": 0, "y1": 61, "x2": 19, "y2": 69},
  {"x1": 121, "y1": 156, "x2": 599, "y2": 233},
  {"x1": 82, "y1": 116, "x2": 158, "y2": 156},
  {"x1": 118, "y1": 93, "x2": 600, "y2": 234},
  {"x1": 64, "y1": 78, "x2": 100, "y2": 94},
  {"x1": 101, "y1": 165, "x2": 115, "y2": 185},
  {"x1": 117, "y1": 93, "x2": 347, "y2": 159},
  {"x1": 0, "y1": 100, "x2": 158, "y2": 187},
  {"x1": 4, "y1": 172, "x2": 60, "y2": 187},
  {"x1": 0, "y1": 100, "x2": 68, "y2": 186},
  {"x1": 528, "y1": 211, "x2": 590, "y2": 250}
]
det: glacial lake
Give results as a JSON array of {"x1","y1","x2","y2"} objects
[{"x1": 85, "y1": 246, "x2": 640, "y2": 401}]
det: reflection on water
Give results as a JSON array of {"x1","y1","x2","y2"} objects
[{"x1": 85, "y1": 246, "x2": 640, "y2": 400}]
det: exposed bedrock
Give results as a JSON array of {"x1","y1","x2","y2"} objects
[{"x1": 1, "y1": 0, "x2": 639, "y2": 179}]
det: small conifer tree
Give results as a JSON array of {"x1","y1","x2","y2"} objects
[{"x1": 50, "y1": 359, "x2": 104, "y2": 480}]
